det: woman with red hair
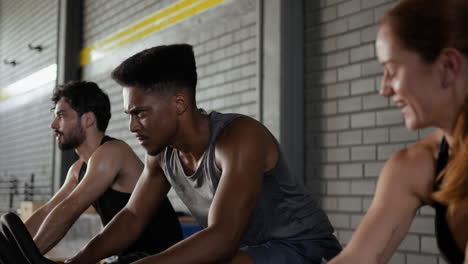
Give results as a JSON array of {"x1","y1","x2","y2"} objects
[{"x1": 329, "y1": 0, "x2": 468, "y2": 263}]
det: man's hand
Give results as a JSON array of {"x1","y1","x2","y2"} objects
[{"x1": 63, "y1": 256, "x2": 77, "y2": 264}]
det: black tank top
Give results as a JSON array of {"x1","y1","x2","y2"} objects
[
  {"x1": 433, "y1": 137, "x2": 464, "y2": 264},
  {"x1": 78, "y1": 136, "x2": 182, "y2": 256}
]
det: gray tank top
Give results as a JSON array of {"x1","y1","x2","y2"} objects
[{"x1": 161, "y1": 111, "x2": 336, "y2": 245}]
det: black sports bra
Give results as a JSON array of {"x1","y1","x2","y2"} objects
[{"x1": 432, "y1": 137, "x2": 464, "y2": 264}]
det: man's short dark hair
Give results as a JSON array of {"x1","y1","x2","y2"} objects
[
  {"x1": 52, "y1": 81, "x2": 111, "y2": 132},
  {"x1": 111, "y1": 44, "x2": 197, "y2": 100}
]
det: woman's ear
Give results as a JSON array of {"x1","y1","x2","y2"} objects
[{"x1": 439, "y1": 48, "x2": 464, "y2": 89}]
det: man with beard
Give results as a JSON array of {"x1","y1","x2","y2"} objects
[
  {"x1": 0, "y1": 81, "x2": 182, "y2": 264},
  {"x1": 65, "y1": 45, "x2": 341, "y2": 264}
]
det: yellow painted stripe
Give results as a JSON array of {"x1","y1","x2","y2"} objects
[
  {"x1": 81, "y1": 0, "x2": 200, "y2": 55},
  {"x1": 80, "y1": 0, "x2": 226, "y2": 66},
  {"x1": 0, "y1": 92, "x2": 9, "y2": 101},
  {"x1": 102, "y1": 0, "x2": 225, "y2": 53}
]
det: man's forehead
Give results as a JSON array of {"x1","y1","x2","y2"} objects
[
  {"x1": 122, "y1": 87, "x2": 140, "y2": 112},
  {"x1": 55, "y1": 98, "x2": 71, "y2": 111},
  {"x1": 122, "y1": 86, "x2": 145, "y2": 97},
  {"x1": 122, "y1": 87, "x2": 157, "y2": 105},
  {"x1": 55, "y1": 99, "x2": 79, "y2": 117},
  {"x1": 122, "y1": 87, "x2": 134, "y2": 102}
]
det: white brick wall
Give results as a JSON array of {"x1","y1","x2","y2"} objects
[
  {"x1": 0, "y1": 0, "x2": 57, "y2": 87},
  {"x1": 304, "y1": 0, "x2": 442, "y2": 263},
  {"x1": 84, "y1": 0, "x2": 168, "y2": 46},
  {"x1": 0, "y1": 1, "x2": 449, "y2": 262},
  {"x1": 0, "y1": 0, "x2": 58, "y2": 213},
  {"x1": 82, "y1": 0, "x2": 258, "y2": 213}
]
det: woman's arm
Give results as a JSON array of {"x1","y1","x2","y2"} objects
[{"x1": 329, "y1": 143, "x2": 435, "y2": 264}]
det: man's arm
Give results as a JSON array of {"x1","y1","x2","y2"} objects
[
  {"x1": 33, "y1": 142, "x2": 131, "y2": 254},
  {"x1": 24, "y1": 162, "x2": 80, "y2": 237},
  {"x1": 133, "y1": 118, "x2": 269, "y2": 264},
  {"x1": 328, "y1": 143, "x2": 436, "y2": 264},
  {"x1": 66, "y1": 154, "x2": 171, "y2": 264},
  {"x1": 464, "y1": 244, "x2": 468, "y2": 264}
]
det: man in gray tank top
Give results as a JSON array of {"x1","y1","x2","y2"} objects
[{"x1": 66, "y1": 44, "x2": 341, "y2": 264}]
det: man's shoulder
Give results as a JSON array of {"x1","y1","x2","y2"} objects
[
  {"x1": 214, "y1": 114, "x2": 276, "y2": 165},
  {"x1": 90, "y1": 137, "x2": 138, "y2": 166},
  {"x1": 211, "y1": 111, "x2": 261, "y2": 132},
  {"x1": 97, "y1": 137, "x2": 131, "y2": 155},
  {"x1": 217, "y1": 116, "x2": 268, "y2": 142}
]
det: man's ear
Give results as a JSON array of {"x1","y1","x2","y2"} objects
[
  {"x1": 173, "y1": 92, "x2": 189, "y2": 115},
  {"x1": 81, "y1": 112, "x2": 96, "y2": 129},
  {"x1": 438, "y1": 48, "x2": 464, "y2": 89}
]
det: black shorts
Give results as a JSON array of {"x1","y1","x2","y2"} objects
[{"x1": 241, "y1": 237, "x2": 341, "y2": 264}]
